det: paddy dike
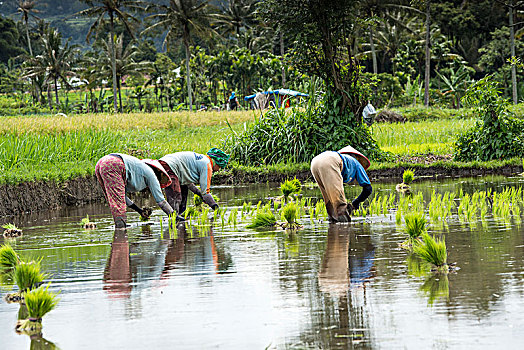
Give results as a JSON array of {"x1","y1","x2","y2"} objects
[{"x1": 0, "y1": 164, "x2": 522, "y2": 217}]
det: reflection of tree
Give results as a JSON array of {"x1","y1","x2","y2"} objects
[
  {"x1": 103, "y1": 229, "x2": 132, "y2": 298},
  {"x1": 420, "y1": 273, "x2": 449, "y2": 306}
]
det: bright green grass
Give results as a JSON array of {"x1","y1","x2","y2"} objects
[{"x1": 371, "y1": 118, "x2": 475, "y2": 155}]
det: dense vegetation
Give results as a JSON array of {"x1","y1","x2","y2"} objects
[{"x1": 0, "y1": 0, "x2": 523, "y2": 171}]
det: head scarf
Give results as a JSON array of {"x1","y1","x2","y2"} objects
[{"x1": 207, "y1": 148, "x2": 230, "y2": 168}]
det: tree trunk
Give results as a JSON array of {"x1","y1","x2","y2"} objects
[
  {"x1": 424, "y1": 0, "x2": 431, "y2": 107},
  {"x1": 54, "y1": 78, "x2": 59, "y2": 106},
  {"x1": 280, "y1": 30, "x2": 286, "y2": 88},
  {"x1": 110, "y1": 13, "x2": 118, "y2": 113},
  {"x1": 509, "y1": 2, "x2": 518, "y2": 104},
  {"x1": 118, "y1": 78, "x2": 123, "y2": 112},
  {"x1": 47, "y1": 84, "x2": 53, "y2": 110},
  {"x1": 369, "y1": 26, "x2": 378, "y2": 74},
  {"x1": 25, "y1": 19, "x2": 33, "y2": 56},
  {"x1": 184, "y1": 36, "x2": 193, "y2": 112}
]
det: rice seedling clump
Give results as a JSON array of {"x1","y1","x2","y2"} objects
[
  {"x1": 16, "y1": 284, "x2": 60, "y2": 332},
  {"x1": 404, "y1": 212, "x2": 427, "y2": 242},
  {"x1": 14, "y1": 261, "x2": 46, "y2": 293},
  {"x1": 0, "y1": 243, "x2": 19, "y2": 269},
  {"x1": 247, "y1": 209, "x2": 277, "y2": 229},
  {"x1": 281, "y1": 202, "x2": 302, "y2": 230},
  {"x1": 413, "y1": 232, "x2": 447, "y2": 270},
  {"x1": 403, "y1": 169, "x2": 415, "y2": 185},
  {"x1": 280, "y1": 178, "x2": 301, "y2": 201}
]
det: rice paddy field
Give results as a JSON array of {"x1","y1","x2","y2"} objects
[
  {"x1": 0, "y1": 109, "x2": 496, "y2": 185},
  {"x1": 1, "y1": 175, "x2": 524, "y2": 348}
]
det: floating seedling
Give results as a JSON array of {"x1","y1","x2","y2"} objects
[
  {"x1": 2, "y1": 223, "x2": 22, "y2": 238},
  {"x1": 0, "y1": 243, "x2": 20, "y2": 270},
  {"x1": 280, "y1": 201, "x2": 302, "y2": 230},
  {"x1": 247, "y1": 209, "x2": 277, "y2": 229},
  {"x1": 16, "y1": 284, "x2": 60, "y2": 334},
  {"x1": 396, "y1": 169, "x2": 415, "y2": 193},
  {"x1": 80, "y1": 215, "x2": 97, "y2": 229},
  {"x1": 402, "y1": 212, "x2": 427, "y2": 247},
  {"x1": 280, "y1": 178, "x2": 301, "y2": 202},
  {"x1": 413, "y1": 232, "x2": 448, "y2": 272}
]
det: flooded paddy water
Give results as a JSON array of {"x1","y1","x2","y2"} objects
[{"x1": 1, "y1": 175, "x2": 524, "y2": 349}]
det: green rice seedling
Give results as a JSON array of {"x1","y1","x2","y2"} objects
[
  {"x1": 194, "y1": 194, "x2": 203, "y2": 207},
  {"x1": 404, "y1": 212, "x2": 427, "y2": 243},
  {"x1": 403, "y1": 169, "x2": 415, "y2": 185},
  {"x1": 80, "y1": 215, "x2": 97, "y2": 229},
  {"x1": 280, "y1": 178, "x2": 301, "y2": 202},
  {"x1": 413, "y1": 232, "x2": 447, "y2": 270},
  {"x1": 228, "y1": 208, "x2": 238, "y2": 227},
  {"x1": 0, "y1": 243, "x2": 20, "y2": 269},
  {"x1": 281, "y1": 202, "x2": 301, "y2": 230},
  {"x1": 16, "y1": 284, "x2": 60, "y2": 332},
  {"x1": 14, "y1": 261, "x2": 46, "y2": 293},
  {"x1": 246, "y1": 209, "x2": 277, "y2": 229},
  {"x1": 314, "y1": 200, "x2": 328, "y2": 220}
]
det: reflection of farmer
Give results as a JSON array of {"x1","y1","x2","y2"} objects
[
  {"x1": 318, "y1": 224, "x2": 350, "y2": 297},
  {"x1": 310, "y1": 146, "x2": 372, "y2": 223},
  {"x1": 229, "y1": 91, "x2": 238, "y2": 110},
  {"x1": 103, "y1": 229, "x2": 132, "y2": 297},
  {"x1": 95, "y1": 153, "x2": 175, "y2": 228},
  {"x1": 159, "y1": 148, "x2": 230, "y2": 217}
]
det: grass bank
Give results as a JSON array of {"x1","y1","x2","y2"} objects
[{"x1": 0, "y1": 108, "x2": 522, "y2": 186}]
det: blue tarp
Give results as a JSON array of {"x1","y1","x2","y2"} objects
[{"x1": 244, "y1": 89, "x2": 309, "y2": 101}]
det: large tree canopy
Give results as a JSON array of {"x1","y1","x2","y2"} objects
[
  {"x1": 258, "y1": 0, "x2": 366, "y2": 119},
  {"x1": 0, "y1": 16, "x2": 24, "y2": 64}
]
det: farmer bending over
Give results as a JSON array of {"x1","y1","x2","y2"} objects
[
  {"x1": 159, "y1": 148, "x2": 230, "y2": 218},
  {"x1": 310, "y1": 145, "x2": 372, "y2": 223},
  {"x1": 95, "y1": 153, "x2": 175, "y2": 228}
]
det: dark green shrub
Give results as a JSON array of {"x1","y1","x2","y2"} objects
[{"x1": 454, "y1": 76, "x2": 524, "y2": 161}]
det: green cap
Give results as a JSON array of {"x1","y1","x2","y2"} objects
[{"x1": 207, "y1": 148, "x2": 230, "y2": 168}]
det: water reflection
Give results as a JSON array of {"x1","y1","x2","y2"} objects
[
  {"x1": 420, "y1": 274, "x2": 450, "y2": 306},
  {"x1": 103, "y1": 230, "x2": 132, "y2": 298}
]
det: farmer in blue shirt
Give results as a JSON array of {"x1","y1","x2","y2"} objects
[{"x1": 310, "y1": 146, "x2": 372, "y2": 222}]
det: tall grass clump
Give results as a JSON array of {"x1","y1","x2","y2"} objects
[
  {"x1": 16, "y1": 284, "x2": 60, "y2": 332},
  {"x1": 225, "y1": 81, "x2": 386, "y2": 166},
  {"x1": 14, "y1": 261, "x2": 45, "y2": 292},
  {"x1": 0, "y1": 243, "x2": 19, "y2": 269},
  {"x1": 247, "y1": 209, "x2": 277, "y2": 229},
  {"x1": 413, "y1": 232, "x2": 447, "y2": 270}
]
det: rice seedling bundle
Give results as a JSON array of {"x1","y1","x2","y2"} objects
[
  {"x1": 14, "y1": 261, "x2": 46, "y2": 292},
  {"x1": 413, "y1": 232, "x2": 447, "y2": 269},
  {"x1": 403, "y1": 169, "x2": 415, "y2": 185},
  {"x1": 404, "y1": 212, "x2": 427, "y2": 241},
  {"x1": 280, "y1": 178, "x2": 301, "y2": 201},
  {"x1": 0, "y1": 244, "x2": 19, "y2": 269},
  {"x1": 16, "y1": 284, "x2": 60, "y2": 332},
  {"x1": 314, "y1": 200, "x2": 327, "y2": 220},
  {"x1": 281, "y1": 202, "x2": 301, "y2": 229},
  {"x1": 246, "y1": 209, "x2": 277, "y2": 229}
]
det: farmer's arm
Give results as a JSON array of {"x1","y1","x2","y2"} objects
[
  {"x1": 198, "y1": 161, "x2": 219, "y2": 210},
  {"x1": 145, "y1": 173, "x2": 174, "y2": 216},
  {"x1": 352, "y1": 168, "x2": 372, "y2": 210}
]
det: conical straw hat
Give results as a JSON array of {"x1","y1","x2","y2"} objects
[
  {"x1": 142, "y1": 159, "x2": 172, "y2": 188},
  {"x1": 338, "y1": 145, "x2": 371, "y2": 170}
]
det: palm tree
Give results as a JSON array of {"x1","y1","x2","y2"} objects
[
  {"x1": 96, "y1": 33, "x2": 152, "y2": 111},
  {"x1": 17, "y1": 1, "x2": 39, "y2": 56},
  {"x1": 215, "y1": 0, "x2": 258, "y2": 36},
  {"x1": 144, "y1": 0, "x2": 218, "y2": 111},
  {"x1": 77, "y1": 0, "x2": 146, "y2": 112},
  {"x1": 23, "y1": 26, "x2": 79, "y2": 106}
]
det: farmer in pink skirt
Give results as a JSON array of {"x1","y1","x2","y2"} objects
[{"x1": 95, "y1": 153, "x2": 175, "y2": 228}]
